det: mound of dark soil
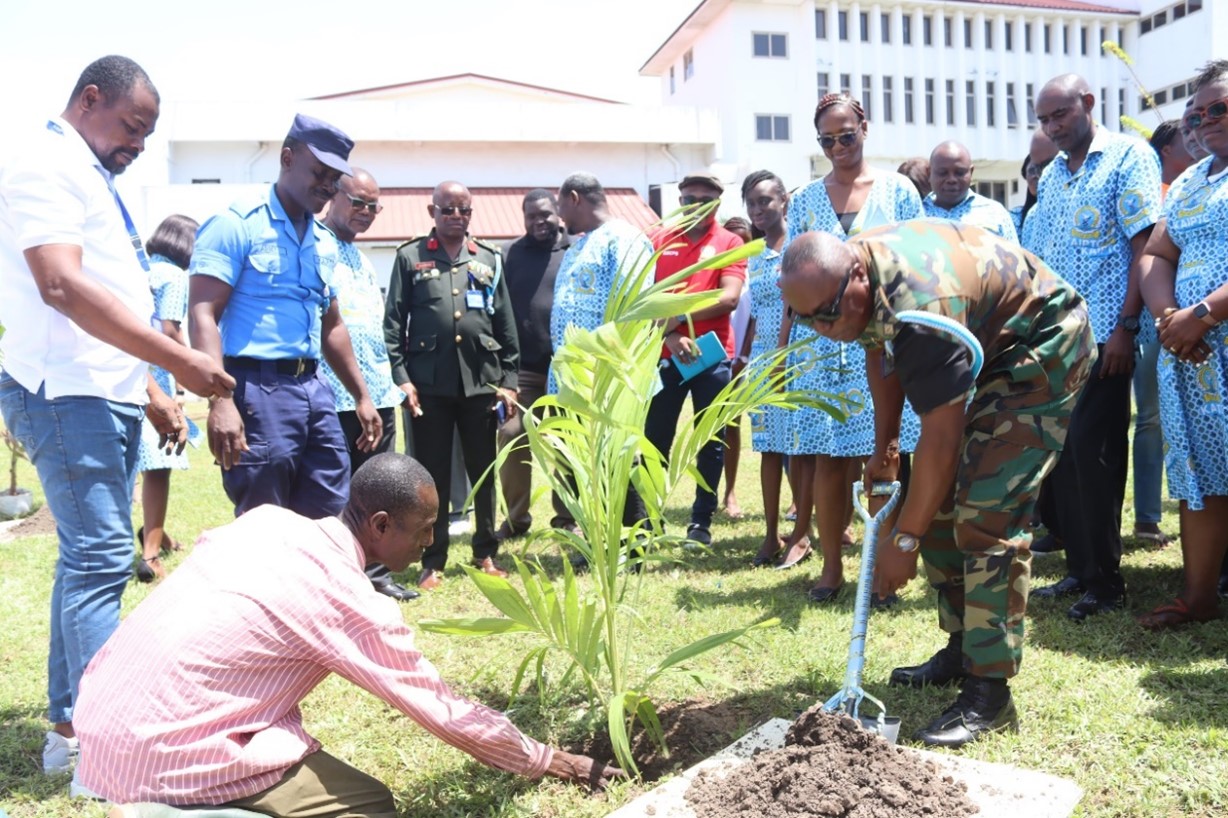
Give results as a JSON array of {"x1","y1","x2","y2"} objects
[
  {"x1": 8, "y1": 504, "x2": 54, "y2": 538},
  {"x1": 685, "y1": 704, "x2": 979, "y2": 818}
]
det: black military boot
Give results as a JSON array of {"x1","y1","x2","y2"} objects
[
  {"x1": 889, "y1": 631, "x2": 966, "y2": 688},
  {"x1": 913, "y1": 675, "x2": 1018, "y2": 748}
]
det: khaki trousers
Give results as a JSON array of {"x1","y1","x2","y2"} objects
[{"x1": 224, "y1": 750, "x2": 397, "y2": 818}]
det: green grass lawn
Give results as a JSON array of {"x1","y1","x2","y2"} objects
[{"x1": 1, "y1": 408, "x2": 1226, "y2": 817}]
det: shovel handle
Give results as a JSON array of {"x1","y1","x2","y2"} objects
[{"x1": 851, "y1": 480, "x2": 902, "y2": 526}]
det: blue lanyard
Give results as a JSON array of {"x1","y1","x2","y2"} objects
[{"x1": 47, "y1": 119, "x2": 150, "y2": 273}]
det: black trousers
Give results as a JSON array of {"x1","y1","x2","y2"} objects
[
  {"x1": 413, "y1": 393, "x2": 499, "y2": 570},
  {"x1": 1038, "y1": 347, "x2": 1131, "y2": 594},
  {"x1": 339, "y1": 407, "x2": 402, "y2": 585}
]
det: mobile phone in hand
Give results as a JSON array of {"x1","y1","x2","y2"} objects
[{"x1": 495, "y1": 401, "x2": 507, "y2": 425}]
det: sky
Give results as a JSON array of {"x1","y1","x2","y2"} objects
[{"x1": 0, "y1": 0, "x2": 698, "y2": 120}]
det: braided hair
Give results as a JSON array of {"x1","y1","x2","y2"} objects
[{"x1": 814, "y1": 93, "x2": 866, "y2": 130}]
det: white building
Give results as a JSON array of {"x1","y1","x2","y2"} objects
[
  {"x1": 129, "y1": 73, "x2": 721, "y2": 281},
  {"x1": 640, "y1": 0, "x2": 1220, "y2": 206}
]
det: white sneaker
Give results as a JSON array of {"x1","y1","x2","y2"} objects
[
  {"x1": 43, "y1": 730, "x2": 78, "y2": 774},
  {"x1": 447, "y1": 517, "x2": 472, "y2": 536},
  {"x1": 70, "y1": 766, "x2": 105, "y2": 800}
]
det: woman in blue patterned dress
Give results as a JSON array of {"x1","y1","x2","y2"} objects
[
  {"x1": 1138, "y1": 61, "x2": 1228, "y2": 629},
  {"x1": 781, "y1": 93, "x2": 923, "y2": 603},
  {"x1": 132, "y1": 215, "x2": 199, "y2": 582},
  {"x1": 740, "y1": 171, "x2": 795, "y2": 565}
]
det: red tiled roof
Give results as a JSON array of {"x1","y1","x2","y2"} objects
[
  {"x1": 945, "y1": 0, "x2": 1134, "y2": 13},
  {"x1": 362, "y1": 187, "x2": 659, "y2": 242}
]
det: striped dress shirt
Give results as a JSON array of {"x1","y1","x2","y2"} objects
[{"x1": 74, "y1": 505, "x2": 552, "y2": 805}]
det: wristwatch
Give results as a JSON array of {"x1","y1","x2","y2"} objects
[
  {"x1": 1116, "y1": 314, "x2": 1141, "y2": 334},
  {"x1": 894, "y1": 532, "x2": 921, "y2": 553},
  {"x1": 1193, "y1": 301, "x2": 1219, "y2": 327}
]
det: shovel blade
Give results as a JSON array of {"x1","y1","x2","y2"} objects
[{"x1": 858, "y1": 714, "x2": 901, "y2": 744}]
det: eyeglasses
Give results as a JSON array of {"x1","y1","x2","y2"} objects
[
  {"x1": 793, "y1": 265, "x2": 853, "y2": 327},
  {"x1": 346, "y1": 194, "x2": 383, "y2": 214},
  {"x1": 680, "y1": 195, "x2": 719, "y2": 206},
  {"x1": 1183, "y1": 98, "x2": 1228, "y2": 130},
  {"x1": 817, "y1": 131, "x2": 859, "y2": 150},
  {"x1": 435, "y1": 205, "x2": 473, "y2": 217},
  {"x1": 1025, "y1": 158, "x2": 1053, "y2": 180}
]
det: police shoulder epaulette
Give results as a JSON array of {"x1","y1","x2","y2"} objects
[{"x1": 228, "y1": 191, "x2": 269, "y2": 218}]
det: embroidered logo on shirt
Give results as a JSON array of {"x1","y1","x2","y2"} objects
[
  {"x1": 1071, "y1": 206, "x2": 1102, "y2": 240},
  {"x1": 1119, "y1": 190, "x2": 1147, "y2": 226}
]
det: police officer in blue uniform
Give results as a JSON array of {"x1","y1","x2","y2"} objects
[
  {"x1": 189, "y1": 114, "x2": 381, "y2": 520},
  {"x1": 384, "y1": 181, "x2": 519, "y2": 590}
]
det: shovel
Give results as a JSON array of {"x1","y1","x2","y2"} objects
[{"x1": 822, "y1": 479, "x2": 902, "y2": 743}]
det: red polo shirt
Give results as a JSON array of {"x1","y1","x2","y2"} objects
[{"x1": 651, "y1": 221, "x2": 746, "y2": 358}]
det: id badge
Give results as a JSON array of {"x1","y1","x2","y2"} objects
[{"x1": 466, "y1": 290, "x2": 485, "y2": 310}]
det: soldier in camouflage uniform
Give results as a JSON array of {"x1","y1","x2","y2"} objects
[{"x1": 780, "y1": 219, "x2": 1095, "y2": 748}]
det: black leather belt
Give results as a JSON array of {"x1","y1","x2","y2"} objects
[{"x1": 223, "y1": 356, "x2": 318, "y2": 377}]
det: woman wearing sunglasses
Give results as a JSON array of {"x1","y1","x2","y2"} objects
[
  {"x1": 780, "y1": 93, "x2": 923, "y2": 604},
  {"x1": 1137, "y1": 60, "x2": 1228, "y2": 630}
]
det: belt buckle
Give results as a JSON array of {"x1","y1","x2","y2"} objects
[{"x1": 294, "y1": 359, "x2": 307, "y2": 377}]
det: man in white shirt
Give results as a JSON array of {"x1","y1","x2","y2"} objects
[{"x1": 0, "y1": 55, "x2": 232, "y2": 789}]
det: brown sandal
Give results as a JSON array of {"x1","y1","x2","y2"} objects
[{"x1": 1137, "y1": 598, "x2": 1218, "y2": 631}]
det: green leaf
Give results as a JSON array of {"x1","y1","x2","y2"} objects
[
  {"x1": 646, "y1": 618, "x2": 781, "y2": 682},
  {"x1": 417, "y1": 617, "x2": 534, "y2": 636}
]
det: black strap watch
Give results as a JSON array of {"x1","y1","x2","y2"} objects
[{"x1": 1116, "y1": 314, "x2": 1141, "y2": 334}]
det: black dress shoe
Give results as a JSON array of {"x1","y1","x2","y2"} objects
[
  {"x1": 914, "y1": 676, "x2": 1018, "y2": 748},
  {"x1": 1032, "y1": 576, "x2": 1085, "y2": 599},
  {"x1": 871, "y1": 593, "x2": 899, "y2": 610},
  {"x1": 806, "y1": 583, "x2": 843, "y2": 604},
  {"x1": 1030, "y1": 533, "x2": 1064, "y2": 555},
  {"x1": 686, "y1": 523, "x2": 712, "y2": 547},
  {"x1": 371, "y1": 577, "x2": 420, "y2": 601},
  {"x1": 890, "y1": 631, "x2": 966, "y2": 688},
  {"x1": 1067, "y1": 588, "x2": 1125, "y2": 621}
]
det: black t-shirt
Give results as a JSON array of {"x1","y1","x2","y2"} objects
[
  {"x1": 889, "y1": 324, "x2": 976, "y2": 414},
  {"x1": 502, "y1": 231, "x2": 570, "y2": 375}
]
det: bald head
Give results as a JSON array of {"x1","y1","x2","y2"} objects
[
  {"x1": 781, "y1": 231, "x2": 854, "y2": 285},
  {"x1": 324, "y1": 166, "x2": 381, "y2": 242},
  {"x1": 430, "y1": 180, "x2": 472, "y2": 242},
  {"x1": 779, "y1": 231, "x2": 874, "y2": 342},
  {"x1": 1036, "y1": 74, "x2": 1096, "y2": 157},
  {"x1": 1040, "y1": 74, "x2": 1092, "y2": 102},
  {"x1": 929, "y1": 141, "x2": 973, "y2": 208},
  {"x1": 433, "y1": 180, "x2": 469, "y2": 204}
]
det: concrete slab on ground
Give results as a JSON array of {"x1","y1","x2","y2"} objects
[{"x1": 606, "y1": 717, "x2": 1082, "y2": 818}]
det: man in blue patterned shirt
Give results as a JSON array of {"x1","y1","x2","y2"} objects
[
  {"x1": 923, "y1": 141, "x2": 1018, "y2": 244},
  {"x1": 1028, "y1": 75, "x2": 1162, "y2": 620},
  {"x1": 319, "y1": 168, "x2": 418, "y2": 601}
]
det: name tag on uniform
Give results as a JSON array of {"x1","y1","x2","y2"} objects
[{"x1": 466, "y1": 290, "x2": 485, "y2": 310}]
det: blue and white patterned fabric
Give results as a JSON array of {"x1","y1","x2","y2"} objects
[
  {"x1": 785, "y1": 171, "x2": 922, "y2": 455},
  {"x1": 549, "y1": 219, "x2": 654, "y2": 394},
  {"x1": 745, "y1": 245, "x2": 791, "y2": 453},
  {"x1": 135, "y1": 255, "x2": 197, "y2": 472},
  {"x1": 1028, "y1": 128, "x2": 1162, "y2": 343},
  {"x1": 318, "y1": 240, "x2": 402, "y2": 411},
  {"x1": 1157, "y1": 157, "x2": 1228, "y2": 510},
  {"x1": 923, "y1": 192, "x2": 1019, "y2": 244}
]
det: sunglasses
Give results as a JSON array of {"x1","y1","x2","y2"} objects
[
  {"x1": 435, "y1": 205, "x2": 473, "y2": 217},
  {"x1": 793, "y1": 265, "x2": 853, "y2": 327},
  {"x1": 1025, "y1": 158, "x2": 1053, "y2": 180},
  {"x1": 346, "y1": 194, "x2": 383, "y2": 215},
  {"x1": 1183, "y1": 98, "x2": 1228, "y2": 130},
  {"x1": 817, "y1": 131, "x2": 859, "y2": 150},
  {"x1": 680, "y1": 194, "x2": 719, "y2": 206}
]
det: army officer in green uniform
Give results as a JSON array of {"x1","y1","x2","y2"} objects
[
  {"x1": 384, "y1": 181, "x2": 519, "y2": 590},
  {"x1": 779, "y1": 220, "x2": 1094, "y2": 748}
]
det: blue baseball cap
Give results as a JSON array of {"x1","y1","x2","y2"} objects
[{"x1": 287, "y1": 113, "x2": 353, "y2": 176}]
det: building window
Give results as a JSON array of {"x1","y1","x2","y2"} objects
[
  {"x1": 966, "y1": 79, "x2": 977, "y2": 126},
  {"x1": 1007, "y1": 82, "x2": 1018, "y2": 128},
  {"x1": 1025, "y1": 22, "x2": 1033, "y2": 52},
  {"x1": 754, "y1": 114, "x2": 790, "y2": 142},
  {"x1": 1004, "y1": 21, "x2": 1013, "y2": 51},
  {"x1": 838, "y1": 11, "x2": 849, "y2": 41},
  {"x1": 191, "y1": 178, "x2": 221, "y2": 184},
  {"x1": 1026, "y1": 82, "x2": 1037, "y2": 126},
  {"x1": 904, "y1": 77, "x2": 915, "y2": 124},
  {"x1": 883, "y1": 76, "x2": 894, "y2": 123},
  {"x1": 881, "y1": 12, "x2": 891, "y2": 43},
  {"x1": 964, "y1": 18, "x2": 973, "y2": 49},
  {"x1": 1152, "y1": 10, "x2": 1167, "y2": 29},
  {"x1": 669, "y1": 67, "x2": 675, "y2": 95},
  {"x1": 923, "y1": 15, "x2": 933, "y2": 46},
  {"x1": 840, "y1": 73, "x2": 851, "y2": 94},
  {"x1": 1190, "y1": 0, "x2": 1203, "y2": 11},
  {"x1": 943, "y1": 16, "x2": 953, "y2": 47},
  {"x1": 1154, "y1": 88, "x2": 1169, "y2": 106},
  {"x1": 925, "y1": 78, "x2": 935, "y2": 124},
  {"x1": 1173, "y1": 81, "x2": 1188, "y2": 101},
  {"x1": 752, "y1": 32, "x2": 788, "y2": 58},
  {"x1": 1119, "y1": 88, "x2": 1127, "y2": 118},
  {"x1": 815, "y1": 9, "x2": 827, "y2": 39},
  {"x1": 946, "y1": 79, "x2": 956, "y2": 126},
  {"x1": 1101, "y1": 87, "x2": 1109, "y2": 126},
  {"x1": 986, "y1": 81, "x2": 996, "y2": 127},
  {"x1": 1080, "y1": 26, "x2": 1088, "y2": 56},
  {"x1": 683, "y1": 49, "x2": 694, "y2": 80},
  {"x1": 902, "y1": 15, "x2": 912, "y2": 45},
  {"x1": 984, "y1": 20, "x2": 993, "y2": 50},
  {"x1": 862, "y1": 74, "x2": 873, "y2": 120},
  {"x1": 1043, "y1": 24, "x2": 1051, "y2": 54},
  {"x1": 1141, "y1": 17, "x2": 1152, "y2": 35},
  {"x1": 1062, "y1": 24, "x2": 1070, "y2": 54},
  {"x1": 860, "y1": 11, "x2": 870, "y2": 42},
  {"x1": 975, "y1": 181, "x2": 1008, "y2": 207},
  {"x1": 817, "y1": 72, "x2": 830, "y2": 98}
]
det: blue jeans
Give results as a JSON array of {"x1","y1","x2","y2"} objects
[
  {"x1": 645, "y1": 359, "x2": 731, "y2": 525},
  {"x1": 1133, "y1": 341, "x2": 1164, "y2": 524},
  {"x1": 0, "y1": 375, "x2": 141, "y2": 724}
]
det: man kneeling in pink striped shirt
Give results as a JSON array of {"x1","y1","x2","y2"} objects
[{"x1": 73, "y1": 453, "x2": 621, "y2": 817}]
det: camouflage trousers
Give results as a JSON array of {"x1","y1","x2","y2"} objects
[{"x1": 921, "y1": 360, "x2": 1093, "y2": 678}]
